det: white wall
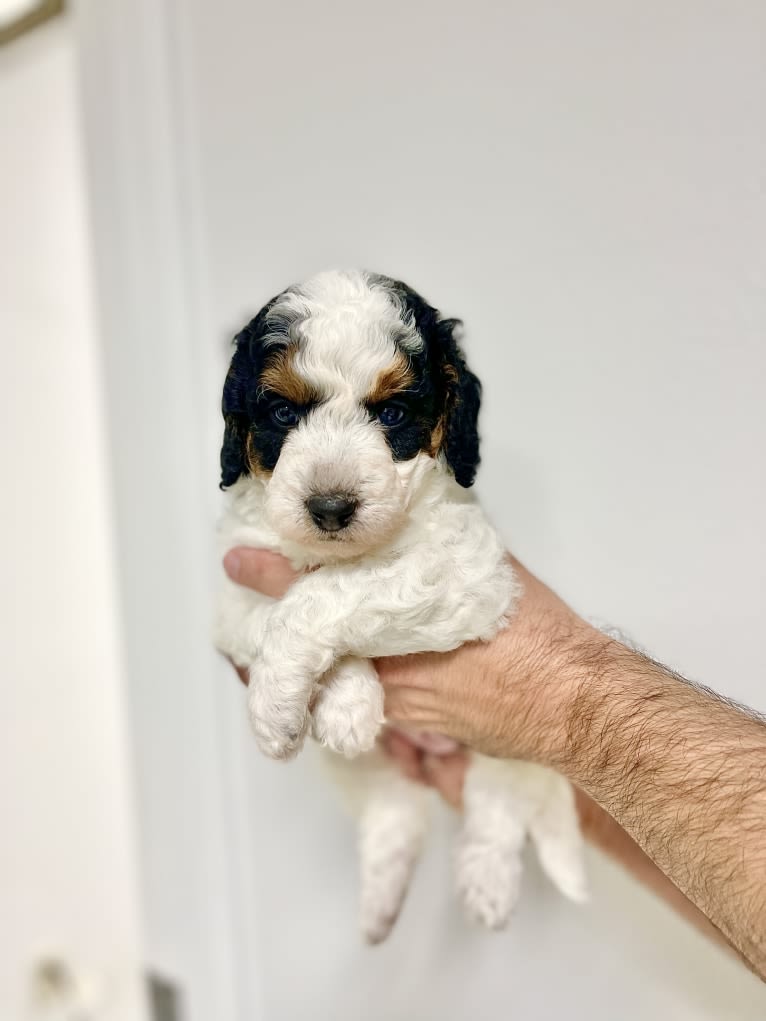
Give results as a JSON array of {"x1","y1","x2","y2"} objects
[
  {"x1": 0, "y1": 17, "x2": 147, "y2": 1021},
  {"x1": 168, "y1": 1, "x2": 766, "y2": 1018}
]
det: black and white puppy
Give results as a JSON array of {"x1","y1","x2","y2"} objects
[{"x1": 215, "y1": 270, "x2": 586, "y2": 942}]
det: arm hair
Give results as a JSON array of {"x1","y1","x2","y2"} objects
[{"x1": 556, "y1": 636, "x2": 766, "y2": 978}]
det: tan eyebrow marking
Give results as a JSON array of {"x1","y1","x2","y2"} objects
[
  {"x1": 366, "y1": 352, "x2": 415, "y2": 405},
  {"x1": 259, "y1": 346, "x2": 319, "y2": 406},
  {"x1": 245, "y1": 433, "x2": 272, "y2": 477}
]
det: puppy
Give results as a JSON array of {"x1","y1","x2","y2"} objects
[{"x1": 215, "y1": 270, "x2": 586, "y2": 942}]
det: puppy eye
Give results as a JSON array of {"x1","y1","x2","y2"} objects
[
  {"x1": 269, "y1": 401, "x2": 300, "y2": 428},
  {"x1": 376, "y1": 404, "x2": 409, "y2": 428}
]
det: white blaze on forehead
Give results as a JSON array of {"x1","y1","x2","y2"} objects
[{"x1": 270, "y1": 270, "x2": 423, "y2": 401}]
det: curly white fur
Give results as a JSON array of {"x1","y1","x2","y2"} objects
[{"x1": 214, "y1": 270, "x2": 587, "y2": 941}]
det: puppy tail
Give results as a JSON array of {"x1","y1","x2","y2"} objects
[{"x1": 528, "y1": 774, "x2": 589, "y2": 904}]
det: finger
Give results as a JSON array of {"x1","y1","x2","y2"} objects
[
  {"x1": 421, "y1": 751, "x2": 468, "y2": 811},
  {"x1": 380, "y1": 730, "x2": 424, "y2": 783},
  {"x1": 223, "y1": 547, "x2": 299, "y2": 598},
  {"x1": 382, "y1": 684, "x2": 436, "y2": 727}
]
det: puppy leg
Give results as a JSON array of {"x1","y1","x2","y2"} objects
[
  {"x1": 358, "y1": 774, "x2": 429, "y2": 944},
  {"x1": 527, "y1": 768, "x2": 588, "y2": 903},
  {"x1": 213, "y1": 577, "x2": 272, "y2": 669},
  {"x1": 457, "y1": 758, "x2": 587, "y2": 927},
  {"x1": 324, "y1": 748, "x2": 429, "y2": 944},
  {"x1": 456, "y1": 755, "x2": 529, "y2": 930},
  {"x1": 311, "y1": 657, "x2": 385, "y2": 758}
]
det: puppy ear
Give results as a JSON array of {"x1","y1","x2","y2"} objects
[
  {"x1": 220, "y1": 416, "x2": 248, "y2": 489},
  {"x1": 220, "y1": 345, "x2": 251, "y2": 489},
  {"x1": 219, "y1": 304, "x2": 274, "y2": 489},
  {"x1": 376, "y1": 276, "x2": 482, "y2": 488},
  {"x1": 436, "y1": 317, "x2": 482, "y2": 488}
]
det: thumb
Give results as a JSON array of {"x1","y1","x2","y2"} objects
[{"x1": 223, "y1": 547, "x2": 300, "y2": 599}]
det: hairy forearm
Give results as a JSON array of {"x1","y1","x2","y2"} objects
[
  {"x1": 554, "y1": 635, "x2": 766, "y2": 977},
  {"x1": 573, "y1": 786, "x2": 730, "y2": 948}
]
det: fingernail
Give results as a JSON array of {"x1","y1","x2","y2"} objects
[{"x1": 223, "y1": 550, "x2": 241, "y2": 581}]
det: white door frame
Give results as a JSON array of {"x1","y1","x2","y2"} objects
[{"x1": 73, "y1": 3, "x2": 260, "y2": 1018}]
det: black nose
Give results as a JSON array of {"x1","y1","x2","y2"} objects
[{"x1": 306, "y1": 493, "x2": 358, "y2": 532}]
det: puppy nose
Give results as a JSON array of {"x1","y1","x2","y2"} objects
[{"x1": 306, "y1": 493, "x2": 358, "y2": 532}]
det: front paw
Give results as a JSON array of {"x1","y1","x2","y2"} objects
[
  {"x1": 311, "y1": 658, "x2": 384, "y2": 758},
  {"x1": 248, "y1": 663, "x2": 311, "y2": 761}
]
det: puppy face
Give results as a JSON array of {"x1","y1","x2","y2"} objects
[{"x1": 221, "y1": 270, "x2": 481, "y2": 559}]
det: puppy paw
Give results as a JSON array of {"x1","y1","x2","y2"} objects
[
  {"x1": 311, "y1": 658, "x2": 384, "y2": 758},
  {"x1": 456, "y1": 842, "x2": 522, "y2": 930},
  {"x1": 359, "y1": 854, "x2": 414, "y2": 945},
  {"x1": 360, "y1": 902, "x2": 401, "y2": 946},
  {"x1": 247, "y1": 664, "x2": 310, "y2": 761}
]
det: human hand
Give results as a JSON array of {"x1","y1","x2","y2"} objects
[{"x1": 380, "y1": 729, "x2": 469, "y2": 809}]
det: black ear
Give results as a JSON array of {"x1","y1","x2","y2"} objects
[
  {"x1": 435, "y1": 317, "x2": 482, "y2": 488},
  {"x1": 219, "y1": 301, "x2": 275, "y2": 489},
  {"x1": 378, "y1": 276, "x2": 482, "y2": 488},
  {"x1": 220, "y1": 344, "x2": 252, "y2": 489}
]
